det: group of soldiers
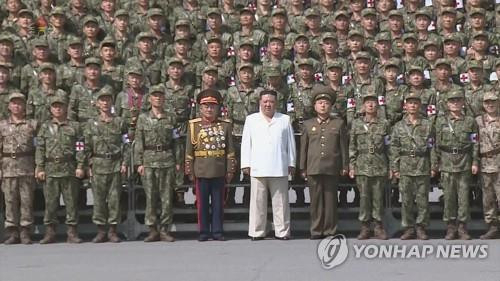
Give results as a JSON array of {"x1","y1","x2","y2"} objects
[{"x1": 0, "y1": 0, "x2": 499, "y2": 243}]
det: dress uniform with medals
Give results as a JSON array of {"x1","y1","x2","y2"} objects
[{"x1": 185, "y1": 89, "x2": 237, "y2": 241}]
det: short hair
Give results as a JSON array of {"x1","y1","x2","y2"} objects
[{"x1": 259, "y1": 90, "x2": 277, "y2": 100}]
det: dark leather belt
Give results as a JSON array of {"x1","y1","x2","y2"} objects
[
  {"x1": 438, "y1": 145, "x2": 472, "y2": 155},
  {"x1": 93, "y1": 153, "x2": 121, "y2": 160},
  {"x1": 46, "y1": 155, "x2": 74, "y2": 163},
  {"x1": 2, "y1": 151, "x2": 34, "y2": 159},
  {"x1": 480, "y1": 147, "x2": 500, "y2": 158},
  {"x1": 144, "y1": 144, "x2": 172, "y2": 152},
  {"x1": 400, "y1": 150, "x2": 429, "y2": 157},
  {"x1": 358, "y1": 147, "x2": 384, "y2": 154}
]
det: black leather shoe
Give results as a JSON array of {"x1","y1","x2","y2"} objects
[
  {"x1": 213, "y1": 236, "x2": 226, "y2": 241},
  {"x1": 198, "y1": 236, "x2": 209, "y2": 242},
  {"x1": 274, "y1": 236, "x2": 290, "y2": 240},
  {"x1": 250, "y1": 236, "x2": 264, "y2": 241}
]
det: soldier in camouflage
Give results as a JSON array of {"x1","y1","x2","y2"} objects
[{"x1": 35, "y1": 95, "x2": 85, "y2": 244}]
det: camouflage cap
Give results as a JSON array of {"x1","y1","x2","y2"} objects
[
  {"x1": 407, "y1": 64, "x2": 424, "y2": 73},
  {"x1": 166, "y1": 57, "x2": 184, "y2": 66},
  {"x1": 99, "y1": 36, "x2": 116, "y2": 48},
  {"x1": 443, "y1": 33, "x2": 461, "y2": 43},
  {"x1": 294, "y1": 33, "x2": 309, "y2": 42},
  {"x1": 0, "y1": 62, "x2": 9, "y2": 70},
  {"x1": 148, "y1": 84, "x2": 166, "y2": 95},
  {"x1": 297, "y1": 58, "x2": 314, "y2": 67},
  {"x1": 333, "y1": 10, "x2": 349, "y2": 19},
  {"x1": 415, "y1": 8, "x2": 431, "y2": 19},
  {"x1": 39, "y1": 62, "x2": 56, "y2": 72},
  {"x1": 263, "y1": 67, "x2": 281, "y2": 77},
  {"x1": 435, "y1": 58, "x2": 451, "y2": 67},
  {"x1": 175, "y1": 18, "x2": 191, "y2": 27},
  {"x1": 197, "y1": 89, "x2": 222, "y2": 104},
  {"x1": 271, "y1": 7, "x2": 286, "y2": 17},
  {"x1": 483, "y1": 92, "x2": 498, "y2": 101},
  {"x1": 422, "y1": 39, "x2": 439, "y2": 49},
  {"x1": 355, "y1": 51, "x2": 371, "y2": 61},
  {"x1": 96, "y1": 86, "x2": 113, "y2": 99},
  {"x1": 127, "y1": 65, "x2": 143, "y2": 76},
  {"x1": 240, "y1": 7, "x2": 254, "y2": 14},
  {"x1": 114, "y1": 9, "x2": 129, "y2": 17},
  {"x1": 0, "y1": 34, "x2": 14, "y2": 45},
  {"x1": 67, "y1": 35, "x2": 83, "y2": 46},
  {"x1": 312, "y1": 85, "x2": 335, "y2": 103},
  {"x1": 405, "y1": 92, "x2": 422, "y2": 102},
  {"x1": 49, "y1": 95, "x2": 68, "y2": 106},
  {"x1": 388, "y1": 9, "x2": 403, "y2": 18},
  {"x1": 321, "y1": 32, "x2": 337, "y2": 42},
  {"x1": 467, "y1": 60, "x2": 483, "y2": 70},
  {"x1": 206, "y1": 35, "x2": 222, "y2": 44},
  {"x1": 202, "y1": 65, "x2": 218, "y2": 74},
  {"x1": 326, "y1": 60, "x2": 343, "y2": 70},
  {"x1": 207, "y1": 8, "x2": 221, "y2": 16},
  {"x1": 50, "y1": 6, "x2": 66, "y2": 16},
  {"x1": 268, "y1": 34, "x2": 284, "y2": 43},
  {"x1": 403, "y1": 33, "x2": 418, "y2": 42},
  {"x1": 384, "y1": 58, "x2": 400, "y2": 69},
  {"x1": 174, "y1": 34, "x2": 190, "y2": 42},
  {"x1": 83, "y1": 15, "x2": 99, "y2": 25},
  {"x1": 361, "y1": 8, "x2": 377, "y2": 17},
  {"x1": 471, "y1": 31, "x2": 489, "y2": 40},
  {"x1": 238, "y1": 63, "x2": 254, "y2": 72},
  {"x1": 8, "y1": 92, "x2": 26, "y2": 102},
  {"x1": 33, "y1": 38, "x2": 49, "y2": 48},
  {"x1": 375, "y1": 32, "x2": 391, "y2": 42},
  {"x1": 147, "y1": 8, "x2": 164, "y2": 17},
  {"x1": 239, "y1": 38, "x2": 254, "y2": 48},
  {"x1": 305, "y1": 8, "x2": 320, "y2": 17},
  {"x1": 362, "y1": 92, "x2": 378, "y2": 102},
  {"x1": 17, "y1": 9, "x2": 33, "y2": 17},
  {"x1": 136, "y1": 31, "x2": 155, "y2": 41},
  {"x1": 348, "y1": 29, "x2": 364, "y2": 39},
  {"x1": 447, "y1": 89, "x2": 465, "y2": 100},
  {"x1": 85, "y1": 57, "x2": 102, "y2": 66},
  {"x1": 469, "y1": 8, "x2": 485, "y2": 16},
  {"x1": 441, "y1": 7, "x2": 457, "y2": 15}
]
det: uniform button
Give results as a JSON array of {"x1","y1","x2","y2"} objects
[
  {"x1": 321, "y1": 136, "x2": 325, "y2": 139},
  {"x1": 321, "y1": 128, "x2": 325, "y2": 132},
  {"x1": 321, "y1": 143, "x2": 325, "y2": 146}
]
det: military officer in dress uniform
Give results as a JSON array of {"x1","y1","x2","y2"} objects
[{"x1": 185, "y1": 89, "x2": 237, "y2": 241}]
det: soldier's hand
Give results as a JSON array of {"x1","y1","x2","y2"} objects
[
  {"x1": 431, "y1": 170, "x2": 438, "y2": 178},
  {"x1": 137, "y1": 165, "x2": 145, "y2": 176},
  {"x1": 288, "y1": 166, "x2": 295, "y2": 176},
  {"x1": 340, "y1": 169, "x2": 348, "y2": 176},
  {"x1": 301, "y1": 170, "x2": 307, "y2": 179},
  {"x1": 36, "y1": 171, "x2": 46, "y2": 182},
  {"x1": 471, "y1": 165, "x2": 479, "y2": 175},
  {"x1": 394, "y1": 171, "x2": 400, "y2": 179},
  {"x1": 175, "y1": 164, "x2": 181, "y2": 172},
  {"x1": 348, "y1": 169, "x2": 355, "y2": 179},
  {"x1": 120, "y1": 165, "x2": 127, "y2": 176},
  {"x1": 75, "y1": 169, "x2": 85, "y2": 179},
  {"x1": 88, "y1": 168, "x2": 93, "y2": 178},
  {"x1": 242, "y1": 167, "x2": 250, "y2": 175},
  {"x1": 225, "y1": 172, "x2": 234, "y2": 183}
]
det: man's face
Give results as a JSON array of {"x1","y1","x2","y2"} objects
[
  {"x1": 17, "y1": 14, "x2": 33, "y2": 28},
  {"x1": 148, "y1": 15, "x2": 164, "y2": 30},
  {"x1": 447, "y1": 97, "x2": 464, "y2": 113},
  {"x1": 67, "y1": 44, "x2": 83, "y2": 58},
  {"x1": 436, "y1": 65, "x2": 451, "y2": 80},
  {"x1": 408, "y1": 71, "x2": 423, "y2": 86},
  {"x1": 97, "y1": 96, "x2": 112, "y2": 112},
  {"x1": 305, "y1": 16, "x2": 321, "y2": 30},
  {"x1": 361, "y1": 15, "x2": 377, "y2": 31},
  {"x1": 101, "y1": 0, "x2": 115, "y2": 12},
  {"x1": 355, "y1": 58, "x2": 370, "y2": 75},
  {"x1": 483, "y1": 100, "x2": 498, "y2": 115},
  {"x1": 259, "y1": 94, "x2": 276, "y2": 116},
  {"x1": 403, "y1": 39, "x2": 417, "y2": 54},
  {"x1": 127, "y1": 73, "x2": 143, "y2": 88},
  {"x1": 415, "y1": 15, "x2": 430, "y2": 31},
  {"x1": 0, "y1": 68, "x2": 9, "y2": 84},
  {"x1": 138, "y1": 38, "x2": 153, "y2": 53},
  {"x1": 441, "y1": 13, "x2": 456, "y2": 28},
  {"x1": 83, "y1": 22, "x2": 99, "y2": 38},
  {"x1": 238, "y1": 45, "x2": 254, "y2": 61},
  {"x1": 207, "y1": 42, "x2": 222, "y2": 58},
  {"x1": 350, "y1": 0, "x2": 364, "y2": 12},
  {"x1": 200, "y1": 103, "x2": 219, "y2": 120},
  {"x1": 238, "y1": 68, "x2": 254, "y2": 83},
  {"x1": 149, "y1": 92, "x2": 165, "y2": 108},
  {"x1": 33, "y1": 46, "x2": 49, "y2": 60},
  {"x1": 202, "y1": 71, "x2": 217, "y2": 86},
  {"x1": 334, "y1": 16, "x2": 349, "y2": 31},
  {"x1": 375, "y1": 40, "x2": 391, "y2": 55},
  {"x1": 85, "y1": 64, "x2": 101, "y2": 80},
  {"x1": 167, "y1": 63, "x2": 184, "y2": 80},
  {"x1": 298, "y1": 65, "x2": 313, "y2": 80},
  {"x1": 384, "y1": 66, "x2": 398, "y2": 83},
  {"x1": 100, "y1": 46, "x2": 116, "y2": 61},
  {"x1": 8, "y1": 98, "x2": 26, "y2": 115},
  {"x1": 50, "y1": 102, "x2": 67, "y2": 118},
  {"x1": 472, "y1": 37, "x2": 488, "y2": 52},
  {"x1": 326, "y1": 67, "x2": 341, "y2": 82},
  {"x1": 294, "y1": 38, "x2": 310, "y2": 54},
  {"x1": 39, "y1": 69, "x2": 55, "y2": 84},
  {"x1": 114, "y1": 15, "x2": 128, "y2": 30},
  {"x1": 363, "y1": 98, "x2": 378, "y2": 114},
  {"x1": 268, "y1": 40, "x2": 284, "y2": 56},
  {"x1": 207, "y1": 14, "x2": 222, "y2": 29},
  {"x1": 271, "y1": 14, "x2": 287, "y2": 30},
  {"x1": 314, "y1": 99, "x2": 332, "y2": 115},
  {"x1": 240, "y1": 12, "x2": 254, "y2": 26},
  {"x1": 321, "y1": 38, "x2": 337, "y2": 55},
  {"x1": 175, "y1": 40, "x2": 189, "y2": 55},
  {"x1": 443, "y1": 40, "x2": 460, "y2": 55},
  {"x1": 348, "y1": 36, "x2": 364, "y2": 52},
  {"x1": 470, "y1": 14, "x2": 485, "y2": 29},
  {"x1": 468, "y1": 67, "x2": 483, "y2": 82},
  {"x1": 50, "y1": 14, "x2": 66, "y2": 28},
  {"x1": 423, "y1": 45, "x2": 440, "y2": 61},
  {"x1": 388, "y1": 16, "x2": 403, "y2": 31},
  {"x1": 0, "y1": 42, "x2": 13, "y2": 57},
  {"x1": 404, "y1": 99, "x2": 420, "y2": 114}
]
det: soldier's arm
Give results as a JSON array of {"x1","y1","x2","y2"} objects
[
  {"x1": 120, "y1": 118, "x2": 130, "y2": 168},
  {"x1": 389, "y1": 124, "x2": 401, "y2": 174},
  {"x1": 299, "y1": 124, "x2": 308, "y2": 172},
  {"x1": 83, "y1": 121, "x2": 93, "y2": 169},
  {"x1": 348, "y1": 123, "x2": 358, "y2": 172},
  {"x1": 431, "y1": 119, "x2": 440, "y2": 172},
  {"x1": 114, "y1": 93, "x2": 123, "y2": 117},
  {"x1": 133, "y1": 115, "x2": 144, "y2": 167},
  {"x1": 68, "y1": 85, "x2": 79, "y2": 121},
  {"x1": 184, "y1": 120, "x2": 195, "y2": 177},
  {"x1": 26, "y1": 91, "x2": 34, "y2": 119},
  {"x1": 34, "y1": 124, "x2": 46, "y2": 173},
  {"x1": 75, "y1": 123, "x2": 86, "y2": 170},
  {"x1": 339, "y1": 119, "x2": 349, "y2": 172},
  {"x1": 471, "y1": 118, "x2": 480, "y2": 169}
]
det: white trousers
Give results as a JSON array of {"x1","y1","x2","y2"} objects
[{"x1": 248, "y1": 176, "x2": 291, "y2": 238}]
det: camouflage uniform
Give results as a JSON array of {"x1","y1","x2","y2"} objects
[{"x1": 134, "y1": 86, "x2": 177, "y2": 233}]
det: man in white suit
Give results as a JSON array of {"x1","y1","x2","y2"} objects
[{"x1": 241, "y1": 90, "x2": 296, "y2": 240}]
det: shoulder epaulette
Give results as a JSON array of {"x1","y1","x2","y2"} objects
[
  {"x1": 218, "y1": 118, "x2": 231, "y2": 123},
  {"x1": 189, "y1": 118, "x2": 202, "y2": 123}
]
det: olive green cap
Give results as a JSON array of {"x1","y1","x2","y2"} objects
[
  {"x1": 206, "y1": 35, "x2": 222, "y2": 44},
  {"x1": 441, "y1": 7, "x2": 457, "y2": 15},
  {"x1": 17, "y1": 9, "x2": 33, "y2": 17},
  {"x1": 348, "y1": 29, "x2": 364, "y2": 39},
  {"x1": 8, "y1": 92, "x2": 26, "y2": 102},
  {"x1": 0, "y1": 62, "x2": 10, "y2": 70},
  {"x1": 405, "y1": 92, "x2": 422, "y2": 101},
  {"x1": 207, "y1": 8, "x2": 221, "y2": 16},
  {"x1": 355, "y1": 51, "x2": 371, "y2": 61},
  {"x1": 294, "y1": 33, "x2": 309, "y2": 42},
  {"x1": 415, "y1": 8, "x2": 431, "y2": 19},
  {"x1": 240, "y1": 7, "x2": 254, "y2": 14},
  {"x1": 384, "y1": 58, "x2": 400, "y2": 69},
  {"x1": 326, "y1": 60, "x2": 343, "y2": 70},
  {"x1": 67, "y1": 35, "x2": 83, "y2": 46},
  {"x1": 136, "y1": 32, "x2": 155, "y2": 41},
  {"x1": 435, "y1": 58, "x2": 451, "y2": 67},
  {"x1": 297, "y1": 58, "x2": 314, "y2": 67},
  {"x1": 362, "y1": 92, "x2": 378, "y2": 101},
  {"x1": 127, "y1": 66, "x2": 143, "y2": 76},
  {"x1": 175, "y1": 18, "x2": 190, "y2": 27},
  {"x1": 166, "y1": 57, "x2": 183, "y2": 66},
  {"x1": 422, "y1": 39, "x2": 439, "y2": 49},
  {"x1": 174, "y1": 34, "x2": 190, "y2": 42},
  {"x1": 33, "y1": 38, "x2": 49, "y2": 48},
  {"x1": 147, "y1": 8, "x2": 164, "y2": 17},
  {"x1": 268, "y1": 35, "x2": 284, "y2": 43},
  {"x1": 321, "y1": 32, "x2": 337, "y2": 42},
  {"x1": 49, "y1": 95, "x2": 68, "y2": 106},
  {"x1": 149, "y1": 84, "x2": 166, "y2": 95},
  {"x1": 114, "y1": 9, "x2": 129, "y2": 17},
  {"x1": 202, "y1": 65, "x2": 218, "y2": 74},
  {"x1": 403, "y1": 33, "x2": 418, "y2": 42},
  {"x1": 467, "y1": 60, "x2": 483, "y2": 70},
  {"x1": 375, "y1": 32, "x2": 391, "y2": 42},
  {"x1": 469, "y1": 8, "x2": 485, "y2": 16},
  {"x1": 272, "y1": 7, "x2": 286, "y2": 17},
  {"x1": 50, "y1": 6, "x2": 66, "y2": 16},
  {"x1": 483, "y1": 92, "x2": 498, "y2": 101},
  {"x1": 82, "y1": 15, "x2": 98, "y2": 25},
  {"x1": 264, "y1": 67, "x2": 282, "y2": 77},
  {"x1": 99, "y1": 36, "x2": 116, "y2": 48},
  {"x1": 96, "y1": 86, "x2": 113, "y2": 99},
  {"x1": 361, "y1": 8, "x2": 377, "y2": 17},
  {"x1": 471, "y1": 31, "x2": 489, "y2": 40},
  {"x1": 239, "y1": 38, "x2": 254, "y2": 48},
  {"x1": 312, "y1": 85, "x2": 335, "y2": 103},
  {"x1": 447, "y1": 89, "x2": 465, "y2": 100},
  {"x1": 39, "y1": 62, "x2": 56, "y2": 72},
  {"x1": 407, "y1": 65, "x2": 424, "y2": 73},
  {"x1": 305, "y1": 8, "x2": 320, "y2": 18},
  {"x1": 388, "y1": 10, "x2": 403, "y2": 18},
  {"x1": 85, "y1": 57, "x2": 102, "y2": 66},
  {"x1": 238, "y1": 63, "x2": 254, "y2": 72},
  {"x1": 0, "y1": 34, "x2": 14, "y2": 45},
  {"x1": 333, "y1": 10, "x2": 349, "y2": 19},
  {"x1": 443, "y1": 33, "x2": 461, "y2": 43}
]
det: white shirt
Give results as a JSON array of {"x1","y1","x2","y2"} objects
[{"x1": 240, "y1": 111, "x2": 296, "y2": 177}]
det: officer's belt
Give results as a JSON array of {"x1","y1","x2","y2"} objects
[
  {"x1": 480, "y1": 147, "x2": 500, "y2": 158},
  {"x1": 194, "y1": 150, "x2": 225, "y2": 158},
  {"x1": 400, "y1": 150, "x2": 429, "y2": 157},
  {"x1": 93, "y1": 152, "x2": 121, "y2": 160},
  {"x1": 144, "y1": 144, "x2": 173, "y2": 152},
  {"x1": 2, "y1": 150, "x2": 34, "y2": 159},
  {"x1": 438, "y1": 145, "x2": 472, "y2": 155},
  {"x1": 46, "y1": 155, "x2": 74, "y2": 163},
  {"x1": 358, "y1": 147, "x2": 384, "y2": 154}
]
